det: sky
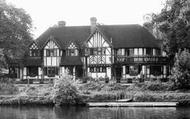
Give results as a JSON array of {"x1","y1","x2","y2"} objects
[{"x1": 6, "y1": 0, "x2": 166, "y2": 39}]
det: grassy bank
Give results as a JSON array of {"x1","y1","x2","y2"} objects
[
  {"x1": 0, "y1": 84, "x2": 54, "y2": 105},
  {"x1": 77, "y1": 81, "x2": 190, "y2": 102},
  {"x1": 0, "y1": 80, "x2": 190, "y2": 105}
]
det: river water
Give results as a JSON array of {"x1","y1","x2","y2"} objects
[{"x1": 0, "y1": 106, "x2": 190, "y2": 119}]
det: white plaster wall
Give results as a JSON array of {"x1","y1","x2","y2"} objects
[
  {"x1": 107, "y1": 67, "x2": 111, "y2": 79},
  {"x1": 23, "y1": 67, "x2": 27, "y2": 79}
]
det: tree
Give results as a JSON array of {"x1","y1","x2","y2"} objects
[
  {"x1": 0, "y1": 0, "x2": 33, "y2": 58},
  {"x1": 171, "y1": 50, "x2": 190, "y2": 89},
  {"x1": 144, "y1": 0, "x2": 190, "y2": 65},
  {"x1": 52, "y1": 75, "x2": 85, "y2": 106}
]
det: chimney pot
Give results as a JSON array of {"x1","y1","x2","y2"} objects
[
  {"x1": 58, "y1": 21, "x2": 66, "y2": 27},
  {"x1": 90, "y1": 17, "x2": 97, "y2": 33}
]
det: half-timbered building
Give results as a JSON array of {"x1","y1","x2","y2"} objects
[{"x1": 8, "y1": 17, "x2": 169, "y2": 82}]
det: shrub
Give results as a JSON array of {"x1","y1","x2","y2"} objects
[
  {"x1": 52, "y1": 75, "x2": 85, "y2": 106},
  {"x1": 81, "y1": 76, "x2": 94, "y2": 83},
  {"x1": 142, "y1": 81, "x2": 174, "y2": 91},
  {"x1": 0, "y1": 78, "x2": 18, "y2": 95}
]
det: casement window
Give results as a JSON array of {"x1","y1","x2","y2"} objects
[
  {"x1": 46, "y1": 49, "x2": 57, "y2": 56},
  {"x1": 89, "y1": 67, "x2": 106, "y2": 73},
  {"x1": 129, "y1": 49, "x2": 134, "y2": 56},
  {"x1": 134, "y1": 48, "x2": 138, "y2": 56},
  {"x1": 89, "y1": 48, "x2": 106, "y2": 55},
  {"x1": 129, "y1": 65, "x2": 140, "y2": 76},
  {"x1": 125, "y1": 49, "x2": 130, "y2": 56},
  {"x1": 139, "y1": 48, "x2": 143, "y2": 55},
  {"x1": 66, "y1": 49, "x2": 78, "y2": 56},
  {"x1": 155, "y1": 49, "x2": 161, "y2": 56},
  {"x1": 30, "y1": 50, "x2": 40, "y2": 57},
  {"x1": 125, "y1": 66, "x2": 130, "y2": 74},
  {"x1": 102, "y1": 48, "x2": 106, "y2": 55},
  {"x1": 117, "y1": 49, "x2": 122, "y2": 56},
  {"x1": 27, "y1": 67, "x2": 38, "y2": 77},
  {"x1": 146, "y1": 48, "x2": 152, "y2": 56},
  {"x1": 150, "y1": 66, "x2": 162, "y2": 76},
  {"x1": 44, "y1": 67, "x2": 59, "y2": 77},
  {"x1": 90, "y1": 67, "x2": 94, "y2": 72}
]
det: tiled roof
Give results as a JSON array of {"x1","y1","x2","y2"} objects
[
  {"x1": 24, "y1": 57, "x2": 42, "y2": 66},
  {"x1": 36, "y1": 26, "x2": 91, "y2": 49},
  {"x1": 60, "y1": 56, "x2": 83, "y2": 66},
  {"x1": 36, "y1": 24, "x2": 159, "y2": 49}
]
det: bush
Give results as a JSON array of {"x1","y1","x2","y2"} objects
[
  {"x1": 142, "y1": 81, "x2": 174, "y2": 91},
  {"x1": 0, "y1": 78, "x2": 18, "y2": 95},
  {"x1": 81, "y1": 76, "x2": 94, "y2": 83},
  {"x1": 52, "y1": 75, "x2": 85, "y2": 106},
  {"x1": 171, "y1": 50, "x2": 190, "y2": 89}
]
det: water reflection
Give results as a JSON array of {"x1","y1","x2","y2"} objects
[{"x1": 0, "y1": 106, "x2": 189, "y2": 119}]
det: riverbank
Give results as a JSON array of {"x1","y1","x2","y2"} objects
[{"x1": 0, "y1": 81, "x2": 190, "y2": 106}]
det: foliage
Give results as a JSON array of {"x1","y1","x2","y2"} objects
[
  {"x1": 0, "y1": 0, "x2": 33, "y2": 69},
  {"x1": 52, "y1": 75, "x2": 85, "y2": 106},
  {"x1": 171, "y1": 50, "x2": 190, "y2": 89},
  {"x1": 144, "y1": 0, "x2": 190, "y2": 65}
]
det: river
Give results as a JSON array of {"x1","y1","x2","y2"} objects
[{"x1": 0, "y1": 106, "x2": 189, "y2": 119}]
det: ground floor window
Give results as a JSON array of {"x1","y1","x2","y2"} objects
[
  {"x1": 150, "y1": 66, "x2": 162, "y2": 76},
  {"x1": 90, "y1": 66, "x2": 106, "y2": 73},
  {"x1": 9, "y1": 67, "x2": 20, "y2": 78},
  {"x1": 44, "y1": 67, "x2": 59, "y2": 77},
  {"x1": 128, "y1": 65, "x2": 141, "y2": 76},
  {"x1": 27, "y1": 67, "x2": 38, "y2": 77}
]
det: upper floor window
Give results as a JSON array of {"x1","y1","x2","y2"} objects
[
  {"x1": 30, "y1": 49, "x2": 40, "y2": 57},
  {"x1": 67, "y1": 49, "x2": 78, "y2": 56},
  {"x1": 155, "y1": 49, "x2": 161, "y2": 56},
  {"x1": 90, "y1": 48, "x2": 106, "y2": 55},
  {"x1": 46, "y1": 49, "x2": 57, "y2": 56},
  {"x1": 29, "y1": 42, "x2": 40, "y2": 57},
  {"x1": 66, "y1": 42, "x2": 78, "y2": 56},
  {"x1": 146, "y1": 48, "x2": 152, "y2": 56},
  {"x1": 117, "y1": 49, "x2": 122, "y2": 56},
  {"x1": 89, "y1": 66, "x2": 106, "y2": 73}
]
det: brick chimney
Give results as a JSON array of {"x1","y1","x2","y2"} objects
[
  {"x1": 58, "y1": 21, "x2": 66, "y2": 27},
  {"x1": 90, "y1": 17, "x2": 97, "y2": 33}
]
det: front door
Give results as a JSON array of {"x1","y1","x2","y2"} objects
[
  {"x1": 76, "y1": 66, "x2": 83, "y2": 78},
  {"x1": 115, "y1": 66, "x2": 122, "y2": 82}
]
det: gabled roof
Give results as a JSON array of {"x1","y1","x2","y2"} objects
[
  {"x1": 98, "y1": 24, "x2": 159, "y2": 48},
  {"x1": 36, "y1": 24, "x2": 159, "y2": 49},
  {"x1": 36, "y1": 26, "x2": 91, "y2": 49}
]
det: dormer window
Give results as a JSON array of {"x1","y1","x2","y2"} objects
[
  {"x1": 29, "y1": 42, "x2": 40, "y2": 57},
  {"x1": 30, "y1": 49, "x2": 40, "y2": 57},
  {"x1": 46, "y1": 49, "x2": 57, "y2": 56},
  {"x1": 66, "y1": 42, "x2": 78, "y2": 56}
]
